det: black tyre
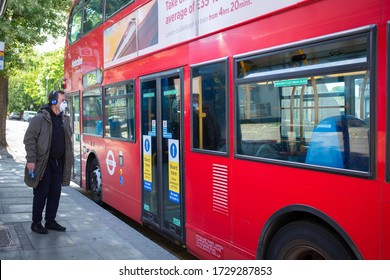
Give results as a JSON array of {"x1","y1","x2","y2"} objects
[
  {"x1": 266, "y1": 220, "x2": 354, "y2": 260},
  {"x1": 88, "y1": 157, "x2": 102, "y2": 204}
]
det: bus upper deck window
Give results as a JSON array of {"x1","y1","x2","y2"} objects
[
  {"x1": 68, "y1": 0, "x2": 83, "y2": 44},
  {"x1": 105, "y1": 0, "x2": 134, "y2": 19},
  {"x1": 83, "y1": 0, "x2": 103, "y2": 34}
]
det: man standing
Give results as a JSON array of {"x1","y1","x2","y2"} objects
[{"x1": 24, "y1": 90, "x2": 74, "y2": 234}]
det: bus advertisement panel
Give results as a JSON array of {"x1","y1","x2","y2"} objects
[{"x1": 104, "y1": 0, "x2": 301, "y2": 68}]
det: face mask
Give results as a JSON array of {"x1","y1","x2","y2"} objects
[{"x1": 59, "y1": 101, "x2": 68, "y2": 113}]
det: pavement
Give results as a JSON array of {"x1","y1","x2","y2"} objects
[{"x1": 0, "y1": 128, "x2": 178, "y2": 260}]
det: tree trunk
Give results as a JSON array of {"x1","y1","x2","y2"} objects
[{"x1": 0, "y1": 71, "x2": 9, "y2": 149}]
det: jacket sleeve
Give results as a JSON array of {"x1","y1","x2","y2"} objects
[
  {"x1": 23, "y1": 116, "x2": 42, "y2": 163},
  {"x1": 62, "y1": 115, "x2": 74, "y2": 186}
]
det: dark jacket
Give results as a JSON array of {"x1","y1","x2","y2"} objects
[{"x1": 23, "y1": 107, "x2": 74, "y2": 188}]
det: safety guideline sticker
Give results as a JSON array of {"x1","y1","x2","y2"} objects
[
  {"x1": 168, "y1": 139, "x2": 180, "y2": 204},
  {"x1": 143, "y1": 135, "x2": 152, "y2": 191}
]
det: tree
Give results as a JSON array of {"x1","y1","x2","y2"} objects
[
  {"x1": 8, "y1": 48, "x2": 65, "y2": 113},
  {"x1": 0, "y1": 0, "x2": 72, "y2": 151}
]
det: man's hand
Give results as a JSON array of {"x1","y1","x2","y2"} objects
[{"x1": 27, "y1": 162, "x2": 36, "y2": 172}]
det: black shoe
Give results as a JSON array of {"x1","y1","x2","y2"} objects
[
  {"x1": 31, "y1": 222, "x2": 48, "y2": 234},
  {"x1": 45, "y1": 221, "x2": 66, "y2": 232}
]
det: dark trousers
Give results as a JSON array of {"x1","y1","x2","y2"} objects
[{"x1": 32, "y1": 158, "x2": 63, "y2": 223}]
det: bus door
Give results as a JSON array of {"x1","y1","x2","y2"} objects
[
  {"x1": 140, "y1": 69, "x2": 184, "y2": 242},
  {"x1": 67, "y1": 93, "x2": 81, "y2": 185}
]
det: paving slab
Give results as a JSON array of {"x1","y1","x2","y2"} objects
[{"x1": 0, "y1": 149, "x2": 178, "y2": 260}]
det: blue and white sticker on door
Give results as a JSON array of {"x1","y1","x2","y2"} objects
[
  {"x1": 163, "y1": 120, "x2": 172, "y2": 138},
  {"x1": 168, "y1": 139, "x2": 180, "y2": 204},
  {"x1": 143, "y1": 135, "x2": 152, "y2": 191}
]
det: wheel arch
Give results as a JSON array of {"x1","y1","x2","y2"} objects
[
  {"x1": 256, "y1": 205, "x2": 362, "y2": 260},
  {"x1": 85, "y1": 151, "x2": 99, "y2": 192}
]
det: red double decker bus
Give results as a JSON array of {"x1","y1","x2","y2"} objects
[{"x1": 64, "y1": 0, "x2": 390, "y2": 259}]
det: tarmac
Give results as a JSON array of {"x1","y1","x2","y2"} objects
[{"x1": 0, "y1": 140, "x2": 178, "y2": 260}]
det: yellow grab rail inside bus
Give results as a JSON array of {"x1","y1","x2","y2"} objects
[
  {"x1": 193, "y1": 76, "x2": 206, "y2": 149},
  {"x1": 360, "y1": 72, "x2": 369, "y2": 119}
]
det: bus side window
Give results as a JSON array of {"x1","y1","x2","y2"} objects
[
  {"x1": 82, "y1": 88, "x2": 103, "y2": 136},
  {"x1": 83, "y1": 0, "x2": 103, "y2": 34},
  {"x1": 104, "y1": 81, "x2": 135, "y2": 140},
  {"x1": 105, "y1": 0, "x2": 134, "y2": 19},
  {"x1": 235, "y1": 33, "x2": 371, "y2": 173},
  {"x1": 68, "y1": 0, "x2": 83, "y2": 44},
  {"x1": 191, "y1": 61, "x2": 227, "y2": 153}
]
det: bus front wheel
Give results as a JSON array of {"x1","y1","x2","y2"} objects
[
  {"x1": 88, "y1": 157, "x2": 102, "y2": 204},
  {"x1": 266, "y1": 220, "x2": 354, "y2": 260}
]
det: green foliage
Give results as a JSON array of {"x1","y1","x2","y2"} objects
[
  {"x1": 0, "y1": 0, "x2": 72, "y2": 112},
  {"x1": 0, "y1": 0, "x2": 72, "y2": 147},
  {"x1": 0, "y1": 0, "x2": 72, "y2": 72},
  {"x1": 8, "y1": 48, "x2": 65, "y2": 112}
]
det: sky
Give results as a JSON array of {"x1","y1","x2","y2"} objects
[{"x1": 34, "y1": 36, "x2": 65, "y2": 53}]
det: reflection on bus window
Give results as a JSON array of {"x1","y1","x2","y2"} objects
[
  {"x1": 236, "y1": 36, "x2": 368, "y2": 79},
  {"x1": 83, "y1": 0, "x2": 103, "y2": 34},
  {"x1": 82, "y1": 88, "x2": 103, "y2": 136},
  {"x1": 104, "y1": 81, "x2": 135, "y2": 140},
  {"x1": 105, "y1": 0, "x2": 134, "y2": 19},
  {"x1": 162, "y1": 76, "x2": 181, "y2": 140},
  {"x1": 191, "y1": 61, "x2": 227, "y2": 152},
  {"x1": 68, "y1": 0, "x2": 82, "y2": 44},
  {"x1": 236, "y1": 34, "x2": 370, "y2": 172}
]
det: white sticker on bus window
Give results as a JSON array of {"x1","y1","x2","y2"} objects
[
  {"x1": 148, "y1": 119, "x2": 156, "y2": 136},
  {"x1": 163, "y1": 120, "x2": 172, "y2": 138}
]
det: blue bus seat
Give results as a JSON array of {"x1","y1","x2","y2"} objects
[{"x1": 305, "y1": 115, "x2": 368, "y2": 170}]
